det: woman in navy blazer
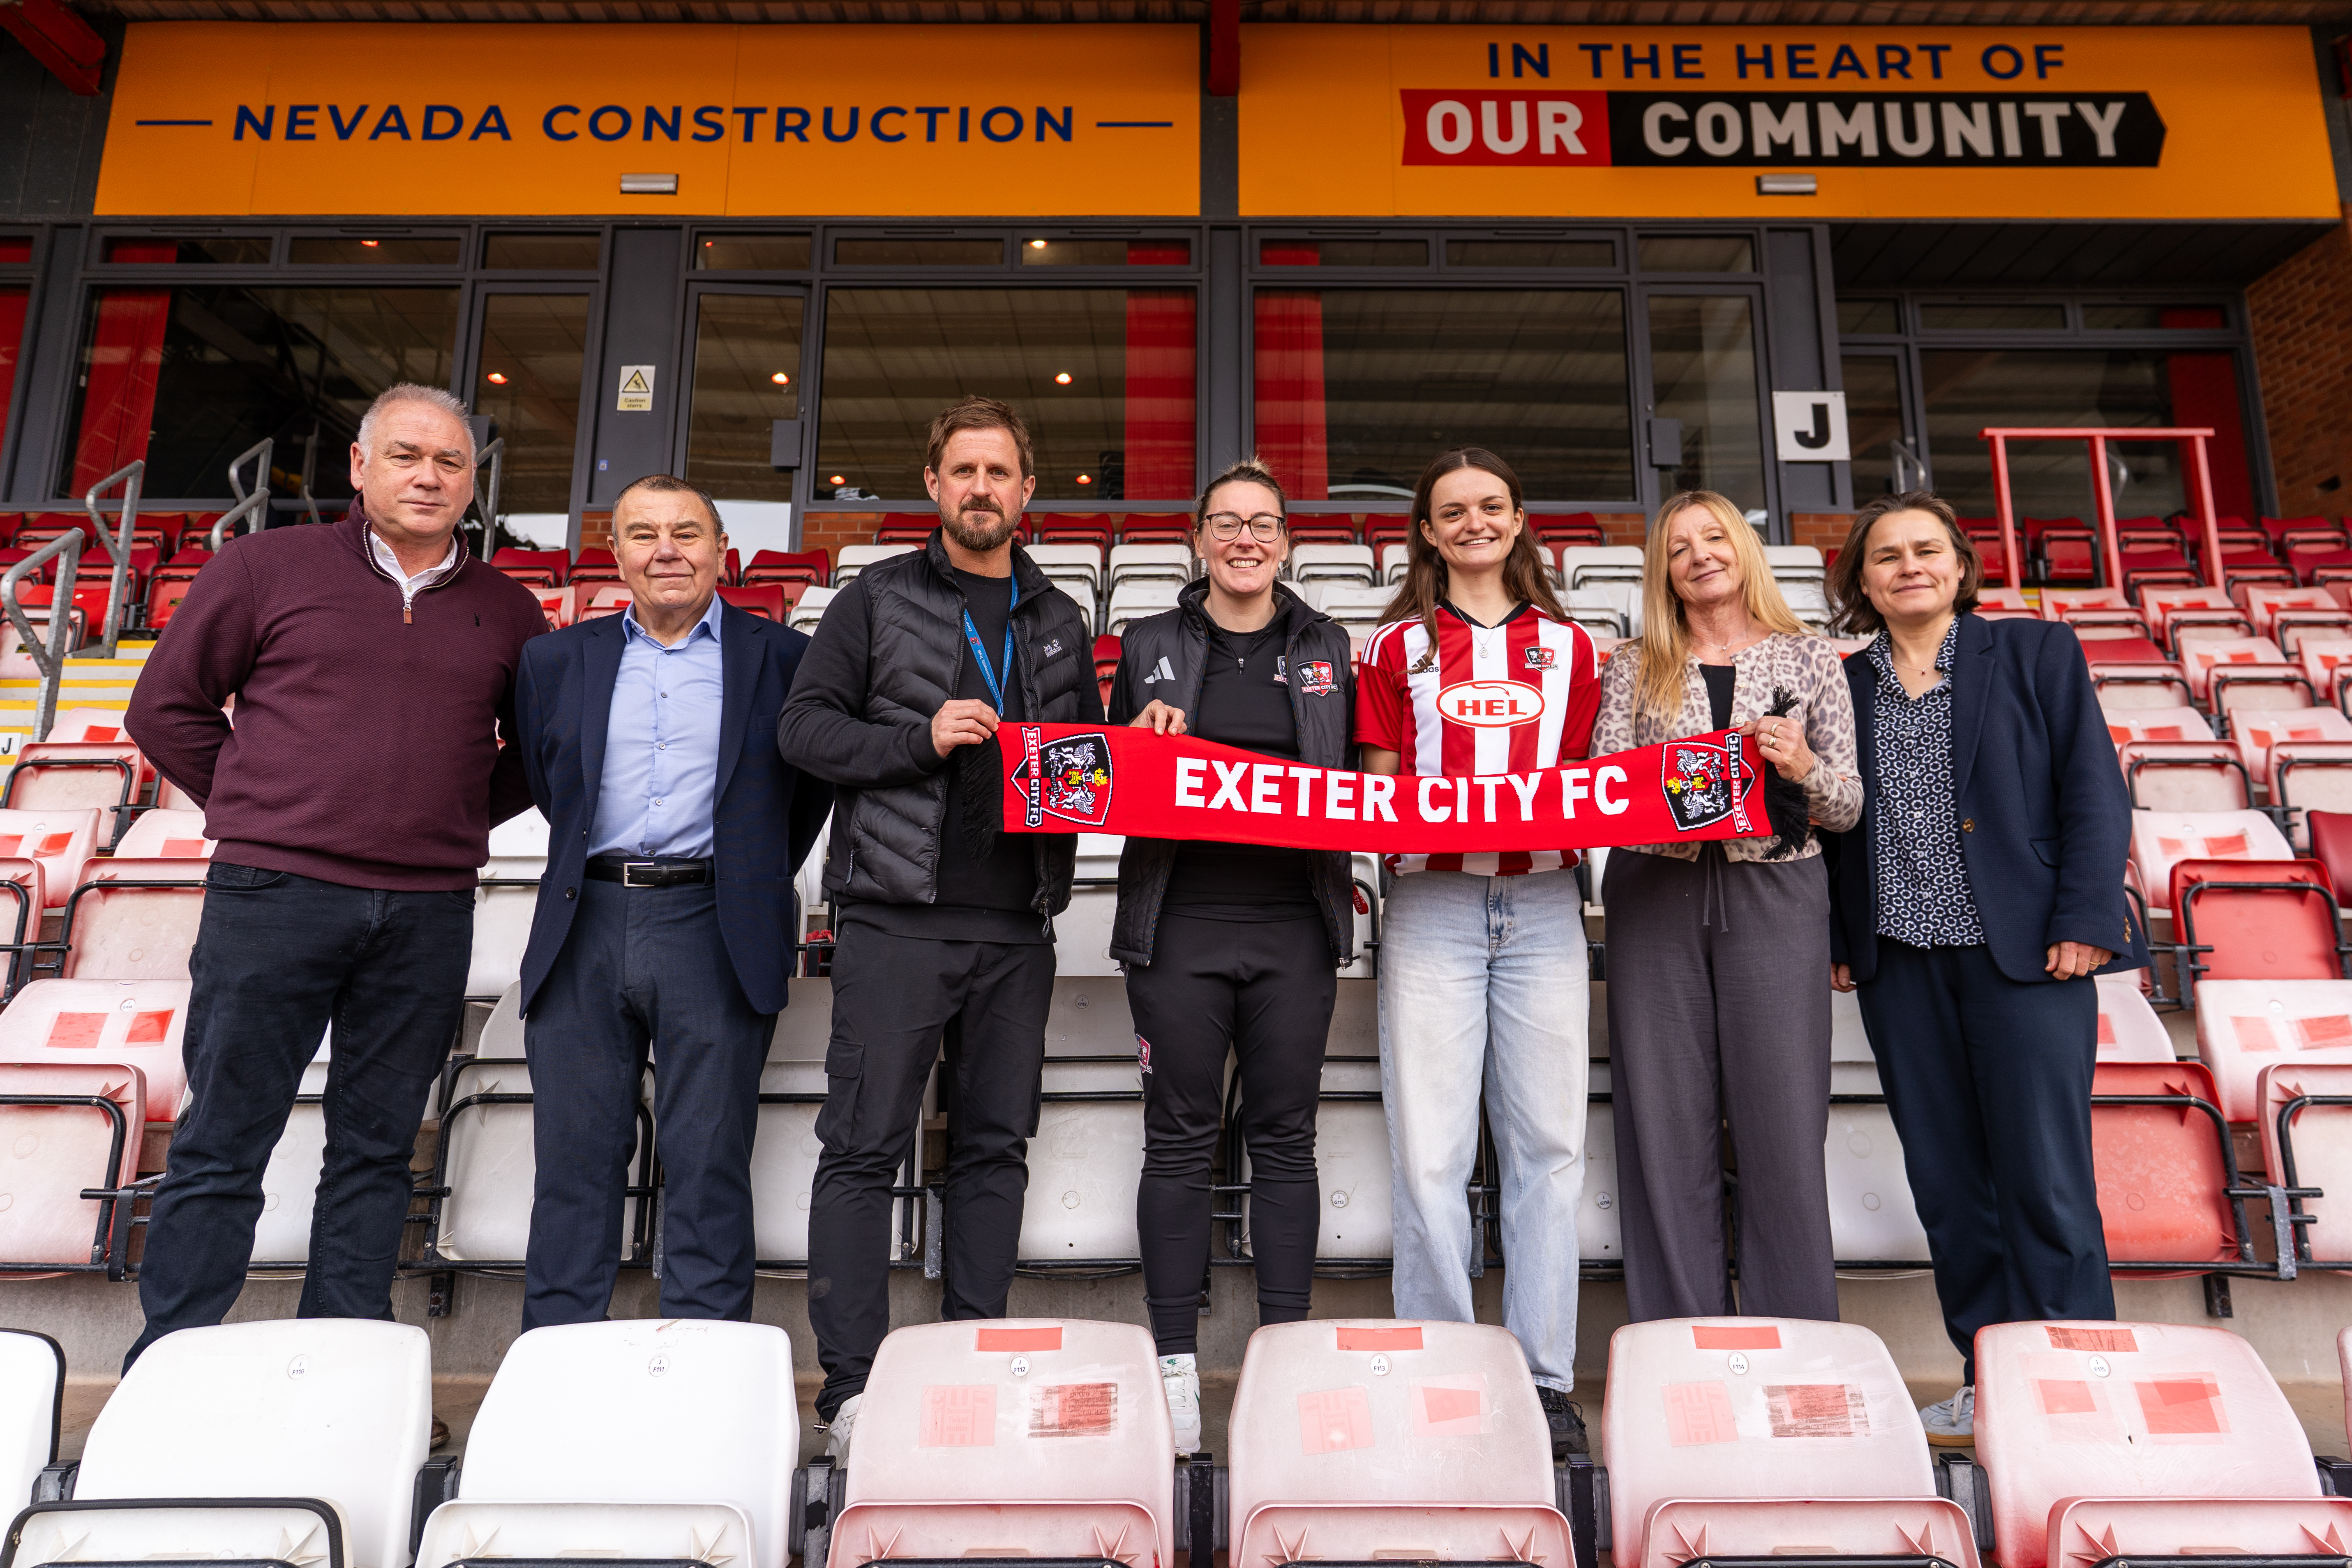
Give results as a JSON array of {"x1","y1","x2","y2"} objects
[{"x1": 1822, "y1": 490, "x2": 2147, "y2": 1448}]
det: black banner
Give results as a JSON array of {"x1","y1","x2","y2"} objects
[{"x1": 1605, "y1": 92, "x2": 2164, "y2": 166}]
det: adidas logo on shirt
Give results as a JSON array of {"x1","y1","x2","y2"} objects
[{"x1": 1142, "y1": 656, "x2": 1176, "y2": 686}]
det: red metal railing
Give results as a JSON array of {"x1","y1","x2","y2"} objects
[{"x1": 1980, "y1": 426, "x2": 2223, "y2": 593}]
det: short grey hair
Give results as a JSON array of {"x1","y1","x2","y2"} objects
[
  {"x1": 356, "y1": 383, "x2": 474, "y2": 464},
  {"x1": 614, "y1": 472, "x2": 724, "y2": 530}
]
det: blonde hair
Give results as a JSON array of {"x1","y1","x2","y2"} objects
[{"x1": 1632, "y1": 490, "x2": 1809, "y2": 720}]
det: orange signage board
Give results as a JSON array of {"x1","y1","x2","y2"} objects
[
  {"x1": 95, "y1": 22, "x2": 1199, "y2": 216},
  {"x1": 1239, "y1": 24, "x2": 2338, "y2": 219}
]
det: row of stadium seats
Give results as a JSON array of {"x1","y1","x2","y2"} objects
[{"x1": 11, "y1": 1311, "x2": 2352, "y2": 1568}]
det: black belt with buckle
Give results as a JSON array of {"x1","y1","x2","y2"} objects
[{"x1": 585, "y1": 854, "x2": 713, "y2": 888}]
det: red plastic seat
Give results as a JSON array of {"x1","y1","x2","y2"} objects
[
  {"x1": 743, "y1": 549, "x2": 828, "y2": 589},
  {"x1": 2172, "y1": 856, "x2": 2346, "y2": 1004},
  {"x1": 1117, "y1": 513, "x2": 1191, "y2": 545},
  {"x1": 714, "y1": 585, "x2": 786, "y2": 621},
  {"x1": 2308, "y1": 810, "x2": 2352, "y2": 897},
  {"x1": 1033, "y1": 515, "x2": 1115, "y2": 556},
  {"x1": 876, "y1": 512, "x2": 939, "y2": 546},
  {"x1": 2092, "y1": 1060, "x2": 2248, "y2": 1277}
]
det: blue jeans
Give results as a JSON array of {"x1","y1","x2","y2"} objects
[
  {"x1": 1376, "y1": 868, "x2": 1588, "y2": 1390},
  {"x1": 128, "y1": 863, "x2": 472, "y2": 1369}
]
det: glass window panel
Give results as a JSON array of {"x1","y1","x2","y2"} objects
[
  {"x1": 697, "y1": 233, "x2": 812, "y2": 270},
  {"x1": 1919, "y1": 347, "x2": 2255, "y2": 520},
  {"x1": 1647, "y1": 294, "x2": 1766, "y2": 513},
  {"x1": 59, "y1": 286, "x2": 459, "y2": 501},
  {"x1": 1637, "y1": 235, "x2": 1753, "y2": 273},
  {"x1": 1259, "y1": 239, "x2": 1429, "y2": 268},
  {"x1": 1251, "y1": 289, "x2": 1632, "y2": 503},
  {"x1": 473, "y1": 294, "x2": 590, "y2": 517},
  {"x1": 1840, "y1": 355, "x2": 1909, "y2": 500},
  {"x1": 0, "y1": 286, "x2": 25, "y2": 445},
  {"x1": 1021, "y1": 238, "x2": 1191, "y2": 267},
  {"x1": 834, "y1": 238, "x2": 1003, "y2": 267},
  {"x1": 0, "y1": 239, "x2": 30, "y2": 264},
  {"x1": 818, "y1": 288, "x2": 1196, "y2": 501},
  {"x1": 485, "y1": 233, "x2": 601, "y2": 270},
  {"x1": 288, "y1": 236, "x2": 460, "y2": 266},
  {"x1": 1837, "y1": 298, "x2": 1900, "y2": 335},
  {"x1": 104, "y1": 236, "x2": 270, "y2": 265},
  {"x1": 2082, "y1": 303, "x2": 2228, "y2": 331},
  {"x1": 685, "y1": 294, "x2": 804, "y2": 505},
  {"x1": 1445, "y1": 239, "x2": 1614, "y2": 269},
  {"x1": 1916, "y1": 302, "x2": 2067, "y2": 331}
]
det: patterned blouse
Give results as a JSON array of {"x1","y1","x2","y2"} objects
[
  {"x1": 1592, "y1": 631, "x2": 1864, "y2": 863},
  {"x1": 1866, "y1": 621, "x2": 1987, "y2": 946}
]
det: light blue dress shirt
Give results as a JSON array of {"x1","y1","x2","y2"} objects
[{"x1": 589, "y1": 594, "x2": 726, "y2": 859}]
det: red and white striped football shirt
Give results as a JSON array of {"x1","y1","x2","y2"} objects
[{"x1": 1354, "y1": 603, "x2": 1602, "y2": 877}]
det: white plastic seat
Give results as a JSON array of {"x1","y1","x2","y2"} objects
[
  {"x1": 2213, "y1": 665, "x2": 2323, "y2": 725},
  {"x1": 1562, "y1": 545, "x2": 1644, "y2": 589},
  {"x1": 431, "y1": 1058, "x2": 648, "y2": 1266},
  {"x1": 788, "y1": 585, "x2": 838, "y2": 633},
  {"x1": 249, "y1": 1037, "x2": 338, "y2": 1269},
  {"x1": 1975, "y1": 1319, "x2": 2351, "y2": 1568},
  {"x1": 0, "y1": 977, "x2": 191, "y2": 1125},
  {"x1": 1023, "y1": 971, "x2": 1143, "y2": 1264},
  {"x1": 466, "y1": 868, "x2": 539, "y2": 1000},
  {"x1": 23, "y1": 1319, "x2": 435, "y2": 1568},
  {"x1": 60, "y1": 857, "x2": 207, "y2": 979},
  {"x1": 428, "y1": 1320, "x2": 797, "y2": 1568},
  {"x1": 1763, "y1": 543, "x2": 1826, "y2": 584},
  {"x1": 2192, "y1": 978, "x2": 2352, "y2": 1122},
  {"x1": 2299, "y1": 636, "x2": 2352, "y2": 699},
  {"x1": 4, "y1": 739, "x2": 143, "y2": 830},
  {"x1": 1560, "y1": 588, "x2": 1628, "y2": 639},
  {"x1": 2128, "y1": 808, "x2": 2293, "y2": 911},
  {"x1": 1228, "y1": 1320, "x2": 1568, "y2": 1568},
  {"x1": 2116, "y1": 740, "x2": 2250, "y2": 813},
  {"x1": 829, "y1": 1319, "x2": 1172, "y2": 1568},
  {"x1": 1604, "y1": 1317, "x2": 1975, "y2": 1568},
  {"x1": 0, "y1": 1062, "x2": 143, "y2": 1272},
  {"x1": 0, "y1": 1326, "x2": 62, "y2": 1510},
  {"x1": 1290, "y1": 542, "x2": 1375, "y2": 587},
  {"x1": 0, "y1": 806, "x2": 99, "y2": 911},
  {"x1": 1024, "y1": 541, "x2": 1105, "y2": 595},
  {"x1": 2256, "y1": 1061, "x2": 2352, "y2": 1263},
  {"x1": 1825, "y1": 1104, "x2": 1932, "y2": 1263},
  {"x1": 1582, "y1": 1096, "x2": 1622, "y2": 1263},
  {"x1": 2102, "y1": 704, "x2": 2214, "y2": 747},
  {"x1": 1108, "y1": 542, "x2": 1193, "y2": 590},
  {"x1": 833, "y1": 543, "x2": 916, "y2": 585},
  {"x1": 1313, "y1": 584, "x2": 1392, "y2": 636},
  {"x1": 113, "y1": 806, "x2": 212, "y2": 859},
  {"x1": 1780, "y1": 580, "x2": 1833, "y2": 630},
  {"x1": 1106, "y1": 582, "x2": 1182, "y2": 636},
  {"x1": 2096, "y1": 974, "x2": 2174, "y2": 1062},
  {"x1": 1380, "y1": 542, "x2": 1411, "y2": 584},
  {"x1": 485, "y1": 806, "x2": 549, "y2": 869}
]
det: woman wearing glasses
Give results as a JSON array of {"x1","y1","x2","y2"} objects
[{"x1": 1109, "y1": 458, "x2": 1359, "y2": 1455}]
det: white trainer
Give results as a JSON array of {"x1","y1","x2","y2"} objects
[
  {"x1": 824, "y1": 1393, "x2": 862, "y2": 1463},
  {"x1": 1160, "y1": 1354, "x2": 1202, "y2": 1456},
  {"x1": 1920, "y1": 1384, "x2": 1974, "y2": 1447}
]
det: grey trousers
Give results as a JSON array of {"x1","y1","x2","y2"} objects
[{"x1": 1603, "y1": 845, "x2": 1840, "y2": 1323}]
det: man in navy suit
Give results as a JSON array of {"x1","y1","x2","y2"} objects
[{"x1": 512, "y1": 473, "x2": 831, "y2": 1328}]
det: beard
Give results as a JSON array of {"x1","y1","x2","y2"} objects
[{"x1": 941, "y1": 503, "x2": 1022, "y2": 554}]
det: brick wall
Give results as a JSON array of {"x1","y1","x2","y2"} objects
[
  {"x1": 1790, "y1": 512, "x2": 1856, "y2": 554},
  {"x1": 2248, "y1": 208, "x2": 2352, "y2": 521}
]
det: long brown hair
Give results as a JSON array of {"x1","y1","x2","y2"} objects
[
  {"x1": 1631, "y1": 490, "x2": 1809, "y2": 719},
  {"x1": 1377, "y1": 448, "x2": 1566, "y2": 670}
]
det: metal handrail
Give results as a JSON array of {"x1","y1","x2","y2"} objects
[
  {"x1": 2, "y1": 529, "x2": 85, "y2": 742},
  {"x1": 81, "y1": 460, "x2": 142, "y2": 659},
  {"x1": 472, "y1": 436, "x2": 505, "y2": 552},
  {"x1": 211, "y1": 438, "x2": 273, "y2": 552}
]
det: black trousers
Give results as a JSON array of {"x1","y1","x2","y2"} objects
[
  {"x1": 807, "y1": 920, "x2": 1055, "y2": 1418},
  {"x1": 1858, "y1": 938, "x2": 2114, "y2": 1383},
  {"x1": 129, "y1": 863, "x2": 473, "y2": 1369},
  {"x1": 1126, "y1": 912, "x2": 1335, "y2": 1357},
  {"x1": 521, "y1": 878, "x2": 772, "y2": 1331}
]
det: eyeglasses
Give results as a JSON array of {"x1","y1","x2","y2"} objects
[{"x1": 1202, "y1": 512, "x2": 1286, "y2": 543}]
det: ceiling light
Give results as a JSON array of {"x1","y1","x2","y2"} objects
[
  {"x1": 829, "y1": 475, "x2": 846, "y2": 485},
  {"x1": 771, "y1": 372, "x2": 790, "y2": 385},
  {"x1": 1756, "y1": 173, "x2": 1817, "y2": 196},
  {"x1": 1055, "y1": 372, "x2": 1072, "y2": 385},
  {"x1": 485, "y1": 372, "x2": 509, "y2": 385},
  {"x1": 1029, "y1": 239, "x2": 1049, "y2": 249},
  {"x1": 1076, "y1": 474, "x2": 1092, "y2": 485},
  {"x1": 359, "y1": 239, "x2": 380, "y2": 247},
  {"x1": 621, "y1": 173, "x2": 679, "y2": 195}
]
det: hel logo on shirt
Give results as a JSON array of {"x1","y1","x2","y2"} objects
[
  {"x1": 1437, "y1": 679, "x2": 1546, "y2": 728},
  {"x1": 1295, "y1": 660, "x2": 1338, "y2": 697},
  {"x1": 1661, "y1": 738, "x2": 1755, "y2": 834},
  {"x1": 1014, "y1": 728, "x2": 1116, "y2": 828}
]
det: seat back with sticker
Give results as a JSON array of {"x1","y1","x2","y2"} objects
[
  {"x1": 1601, "y1": 1318, "x2": 1941, "y2": 1565},
  {"x1": 112, "y1": 807, "x2": 212, "y2": 859},
  {"x1": 2096, "y1": 975, "x2": 2176, "y2": 1063},
  {"x1": 2129, "y1": 811, "x2": 2294, "y2": 912},
  {"x1": 0, "y1": 977, "x2": 191, "y2": 1122},
  {"x1": 1226, "y1": 1319, "x2": 1568, "y2": 1568},
  {"x1": 2104, "y1": 706, "x2": 2214, "y2": 748},
  {"x1": 459, "y1": 1321, "x2": 798, "y2": 1568},
  {"x1": 1976, "y1": 1320, "x2": 2331, "y2": 1568},
  {"x1": 0, "y1": 807, "x2": 99, "y2": 911},
  {"x1": 2194, "y1": 979, "x2": 2352, "y2": 1121},
  {"x1": 829, "y1": 1319, "x2": 1172, "y2": 1568}
]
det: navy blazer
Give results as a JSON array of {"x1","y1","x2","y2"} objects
[
  {"x1": 513, "y1": 600, "x2": 832, "y2": 1016},
  {"x1": 1825, "y1": 612, "x2": 2150, "y2": 986}
]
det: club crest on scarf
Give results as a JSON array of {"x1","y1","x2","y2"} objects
[
  {"x1": 1660, "y1": 736, "x2": 1755, "y2": 834},
  {"x1": 1015, "y1": 727, "x2": 1116, "y2": 828}
]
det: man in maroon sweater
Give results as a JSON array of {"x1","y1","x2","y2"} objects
[{"x1": 122, "y1": 382, "x2": 546, "y2": 1368}]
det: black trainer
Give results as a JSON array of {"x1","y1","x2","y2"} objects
[{"x1": 1537, "y1": 1386, "x2": 1588, "y2": 1457}]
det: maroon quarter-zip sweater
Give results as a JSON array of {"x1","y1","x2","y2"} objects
[{"x1": 126, "y1": 507, "x2": 548, "y2": 890}]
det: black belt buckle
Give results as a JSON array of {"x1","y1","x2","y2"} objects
[{"x1": 622, "y1": 860, "x2": 665, "y2": 888}]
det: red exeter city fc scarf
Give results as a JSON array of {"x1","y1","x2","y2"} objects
[{"x1": 999, "y1": 723, "x2": 1768, "y2": 853}]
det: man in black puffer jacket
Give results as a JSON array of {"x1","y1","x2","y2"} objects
[{"x1": 777, "y1": 397, "x2": 1101, "y2": 1456}]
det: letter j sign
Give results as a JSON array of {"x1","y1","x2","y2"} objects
[{"x1": 1771, "y1": 390, "x2": 1850, "y2": 463}]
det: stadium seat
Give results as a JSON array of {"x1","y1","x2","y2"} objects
[
  {"x1": 2172, "y1": 855, "x2": 2347, "y2": 1008},
  {"x1": 789, "y1": 585, "x2": 837, "y2": 633},
  {"x1": 1559, "y1": 589, "x2": 1627, "y2": 640},
  {"x1": 0, "y1": 1062, "x2": 143, "y2": 1274},
  {"x1": 1826, "y1": 1097, "x2": 1932, "y2": 1267},
  {"x1": 876, "y1": 511, "x2": 938, "y2": 545},
  {"x1": 2257, "y1": 1060, "x2": 2352, "y2": 1268},
  {"x1": 2231, "y1": 707, "x2": 2352, "y2": 781},
  {"x1": 1116, "y1": 513, "x2": 1191, "y2": 545},
  {"x1": 2246, "y1": 584, "x2": 2343, "y2": 637},
  {"x1": 1229, "y1": 1321, "x2": 1565, "y2": 1568},
  {"x1": 492, "y1": 547, "x2": 569, "y2": 587},
  {"x1": 715, "y1": 584, "x2": 788, "y2": 621},
  {"x1": 2299, "y1": 637, "x2": 2352, "y2": 709},
  {"x1": 2180, "y1": 633, "x2": 2289, "y2": 701},
  {"x1": 834, "y1": 543, "x2": 916, "y2": 586},
  {"x1": 1108, "y1": 582, "x2": 1181, "y2": 636},
  {"x1": 1782, "y1": 582, "x2": 1834, "y2": 631},
  {"x1": 2117, "y1": 740, "x2": 2250, "y2": 812},
  {"x1": 1027, "y1": 540, "x2": 1105, "y2": 603},
  {"x1": 2312, "y1": 811, "x2": 2352, "y2": 901},
  {"x1": 115, "y1": 805, "x2": 212, "y2": 859},
  {"x1": 2140, "y1": 585, "x2": 2246, "y2": 650},
  {"x1": 744, "y1": 547, "x2": 829, "y2": 589},
  {"x1": 0, "y1": 1326, "x2": 62, "y2": 1505},
  {"x1": 2213, "y1": 668, "x2": 2321, "y2": 729},
  {"x1": 1034, "y1": 513, "x2": 1115, "y2": 554},
  {"x1": 2194, "y1": 979, "x2": 2352, "y2": 1123},
  {"x1": 250, "y1": 1037, "x2": 332, "y2": 1270},
  {"x1": 1761, "y1": 543, "x2": 1826, "y2": 586},
  {"x1": 2128, "y1": 810, "x2": 2292, "y2": 913},
  {"x1": 2097, "y1": 973, "x2": 2175, "y2": 1062},
  {"x1": 2271, "y1": 741, "x2": 2352, "y2": 839},
  {"x1": 1362, "y1": 513, "x2": 1413, "y2": 553},
  {"x1": 468, "y1": 852, "x2": 540, "y2": 1001},
  {"x1": 828, "y1": 1320, "x2": 1172, "y2": 1568},
  {"x1": 1603, "y1": 1318, "x2": 1977, "y2": 1568},
  {"x1": 2093, "y1": 1060, "x2": 2249, "y2": 1277},
  {"x1": 1287, "y1": 517, "x2": 1361, "y2": 546},
  {"x1": 1092, "y1": 633, "x2": 1119, "y2": 707},
  {"x1": 1379, "y1": 542, "x2": 1412, "y2": 584},
  {"x1": 1973, "y1": 1319, "x2": 2352, "y2": 1568},
  {"x1": 13, "y1": 1319, "x2": 434, "y2": 1568},
  {"x1": 1315, "y1": 585, "x2": 1392, "y2": 650},
  {"x1": 2040, "y1": 587, "x2": 2143, "y2": 630},
  {"x1": 0, "y1": 977, "x2": 190, "y2": 1124},
  {"x1": 2104, "y1": 705, "x2": 2213, "y2": 747},
  {"x1": 4, "y1": 738, "x2": 142, "y2": 842},
  {"x1": 1290, "y1": 542, "x2": 1376, "y2": 588},
  {"x1": 0, "y1": 807, "x2": 99, "y2": 913},
  {"x1": 424, "y1": 1320, "x2": 798, "y2": 1568},
  {"x1": 1562, "y1": 545, "x2": 1644, "y2": 590},
  {"x1": 1108, "y1": 541, "x2": 1193, "y2": 591},
  {"x1": 531, "y1": 584, "x2": 579, "y2": 629},
  {"x1": 60, "y1": 856, "x2": 208, "y2": 980}
]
